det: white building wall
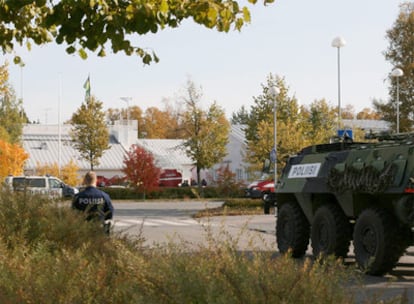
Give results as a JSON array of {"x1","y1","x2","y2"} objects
[
  {"x1": 209, "y1": 125, "x2": 247, "y2": 183},
  {"x1": 108, "y1": 120, "x2": 138, "y2": 149}
]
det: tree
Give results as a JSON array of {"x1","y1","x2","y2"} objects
[
  {"x1": 0, "y1": 62, "x2": 26, "y2": 143},
  {"x1": 378, "y1": 2, "x2": 414, "y2": 132},
  {"x1": 70, "y1": 96, "x2": 110, "y2": 170},
  {"x1": 35, "y1": 160, "x2": 80, "y2": 186},
  {"x1": 356, "y1": 107, "x2": 381, "y2": 120},
  {"x1": 213, "y1": 164, "x2": 244, "y2": 197},
  {"x1": 122, "y1": 144, "x2": 161, "y2": 194},
  {"x1": 231, "y1": 105, "x2": 250, "y2": 124},
  {"x1": 0, "y1": 1, "x2": 274, "y2": 65},
  {"x1": 0, "y1": 139, "x2": 28, "y2": 180},
  {"x1": 143, "y1": 106, "x2": 177, "y2": 139},
  {"x1": 301, "y1": 99, "x2": 337, "y2": 145},
  {"x1": 244, "y1": 74, "x2": 303, "y2": 174},
  {"x1": 341, "y1": 104, "x2": 355, "y2": 119},
  {"x1": 181, "y1": 80, "x2": 230, "y2": 185}
]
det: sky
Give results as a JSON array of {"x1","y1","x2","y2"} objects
[{"x1": 3, "y1": 0, "x2": 404, "y2": 125}]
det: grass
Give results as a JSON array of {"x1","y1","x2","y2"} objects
[
  {"x1": 0, "y1": 190, "x2": 407, "y2": 303},
  {"x1": 194, "y1": 198, "x2": 274, "y2": 217}
]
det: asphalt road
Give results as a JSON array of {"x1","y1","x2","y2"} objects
[{"x1": 112, "y1": 200, "x2": 414, "y2": 303}]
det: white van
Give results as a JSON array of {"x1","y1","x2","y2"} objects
[{"x1": 4, "y1": 175, "x2": 78, "y2": 198}]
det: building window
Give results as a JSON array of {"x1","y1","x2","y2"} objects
[{"x1": 236, "y1": 169, "x2": 243, "y2": 181}]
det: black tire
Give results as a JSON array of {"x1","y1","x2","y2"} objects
[
  {"x1": 353, "y1": 208, "x2": 408, "y2": 276},
  {"x1": 311, "y1": 204, "x2": 351, "y2": 259},
  {"x1": 276, "y1": 201, "x2": 310, "y2": 258}
]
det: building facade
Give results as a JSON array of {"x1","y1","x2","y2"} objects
[{"x1": 21, "y1": 121, "x2": 249, "y2": 185}]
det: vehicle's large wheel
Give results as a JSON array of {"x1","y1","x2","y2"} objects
[
  {"x1": 276, "y1": 201, "x2": 310, "y2": 258},
  {"x1": 353, "y1": 208, "x2": 408, "y2": 275},
  {"x1": 311, "y1": 204, "x2": 351, "y2": 259}
]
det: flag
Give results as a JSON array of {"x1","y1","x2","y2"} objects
[{"x1": 83, "y1": 75, "x2": 91, "y2": 102}]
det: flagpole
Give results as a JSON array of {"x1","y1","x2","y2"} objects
[{"x1": 58, "y1": 74, "x2": 62, "y2": 176}]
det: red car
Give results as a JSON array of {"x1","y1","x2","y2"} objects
[{"x1": 245, "y1": 178, "x2": 275, "y2": 214}]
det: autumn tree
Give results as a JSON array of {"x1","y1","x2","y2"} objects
[
  {"x1": 142, "y1": 106, "x2": 176, "y2": 139},
  {"x1": 374, "y1": 2, "x2": 414, "y2": 132},
  {"x1": 341, "y1": 104, "x2": 356, "y2": 119},
  {"x1": 35, "y1": 160, "x2": 80, "y2": 186},
  {"x1": 0, "y1": 1, "x2": 274, "y2": 65},
  {"x1": 356, "y1": 107, "x2": 381, "y2": 120},
  {"x1": 0, "y1": 139, "x2": 28, "y2": 180},
  {"x1": 214, "y1": 164, "x2": 245, "y2": 197},
  {"x1": 181, "y1": 80, "x2": 229, "y2": 185},
  {"x1": 70, "y1": 96, "x2": 110, "y2": 170},
  {"x1": 106, "y1": 108, "x2": 122, "y2": 123},
  {"x1": 0, "y1": 62, "x2": 26, "y2": 143},
  {"x1": 301, "y1": 99, "x2": 337, "y2": 145},
  {"x1": 122, "y1": 144, "x2": 161, "y2": 193}
]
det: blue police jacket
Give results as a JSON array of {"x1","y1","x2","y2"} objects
[{"x1": 72, "y1": 186, "x2": 114, "y2": 221}]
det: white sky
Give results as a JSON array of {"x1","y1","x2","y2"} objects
[{"x1": 4, "y1": 0, "x2": 402, "y2": 124}]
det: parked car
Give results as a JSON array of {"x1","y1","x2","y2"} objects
[
  {"x1": 245, "y1": 177, "x2": 275, "y2": 214},
  {"x1": 245, "y1": 178, "x2": 274, "y2": 198},
  {"x1": 4, "y1": 175, "x2": 78, "y2": 198}
]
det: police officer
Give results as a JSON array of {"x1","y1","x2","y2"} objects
[{"x1": 72, "y1": 171, "x2": 114, "y2": 234}]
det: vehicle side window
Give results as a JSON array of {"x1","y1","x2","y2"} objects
[
  {"x1": 49, "y1": 178, "x2": 61, "y2": 189},
  {"x1": 12, "y1": 178, "x2": 25, "y2": 189},
  {"x1": 28, "y1": 178, "x2": 46, "y2": 188}
]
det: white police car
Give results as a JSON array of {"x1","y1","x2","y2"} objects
[{"x1": 4, "y1": 175, "x2": 78, "y2": 198}]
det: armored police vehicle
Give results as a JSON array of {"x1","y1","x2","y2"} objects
[
  {"x1": 272, "y1": 133, "x2": 414, "y2": 275},
  {"x1": 4, "y1": 175, "x2": 78, "y2": 198}
]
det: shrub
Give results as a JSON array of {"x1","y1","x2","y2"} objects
[{"x1": 0, "y1": 189, "x2": 402, "y2": 303}]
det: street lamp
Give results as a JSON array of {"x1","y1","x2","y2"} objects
[
  {"x1": 391, "y1": 68, "x2": 403, "y2": 134},
  {"x1": 331, "y1": 36, "x2": 346, "y2": 132},
  {"x1": 269, "y1": 85, "x2": 280, "y2": 186},
  {"x1": 120, "y1": 97, "x2": 131, "y2": 123}
]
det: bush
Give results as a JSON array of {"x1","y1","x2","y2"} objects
[
  {"x1": 0, "y1": 190, "x2": 401, "y2": 303},
  {"x1": 101, "y1": 185, "x2": 245, "y2": 200}
]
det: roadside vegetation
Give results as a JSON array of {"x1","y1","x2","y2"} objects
[{"x1": 0, "y1": 190, "x2": 407, "y2": 303}]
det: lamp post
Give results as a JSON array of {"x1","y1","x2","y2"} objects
[
  {"x1": 331, "y1": 36, "x2": 346, "y2": 132},
  {"x1": 391, "y1": 68, "x2": 403, "y2": 134},
  {"x1": 269, "y1": 85, "x2": 280, "y2": 186},
  {"x1": 120, "y1": 97, "x2": 131, "y2": 123}
]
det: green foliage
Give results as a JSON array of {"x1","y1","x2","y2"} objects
[
  {"x1": 0, "y1": 0, "x2": 275, "y2": 64},
  {"x1": 181, "y1": 79, "x2": 230, "y2": 184},
  {"x1": 70, "y1": 95, "x2": 110, "y2": 170},
  {"x1": 379, "y1": 2, "x2": 414, "y2": 132},
  {"x1": 231, "y1": 105, "x2": 250, "y2": 124},
  {"x1": 244, "y1": 74, "x2": 304, "y2": 175},
  {"x1": 301, "y1": 98, "x2": 337, "y2": 144},
  {"x1": 0, "y1": 62, "x2": 25, "y2": 143},
  {"x1": 243, "y1": 74, "x2": 345, "y2": 176}
]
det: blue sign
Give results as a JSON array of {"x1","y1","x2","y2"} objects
[
  {"x1": 337, "y1": 129, "x2": 353, "y2": 139},
  {"x1": 270, "y1": 148, "x2": 277, "y2": 162}
]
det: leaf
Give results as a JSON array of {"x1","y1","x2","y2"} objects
[
  {"x1": 242, "y1": 7, "x2": 251, "y2": 23},
  {"x1": 98, "y1": 48, "x2": 106, "y2": 57},
  {"x1": 207, "y1": 7, "x2": 218, "y2": 25},
  {"x1": 78, "y1": 48, "x2": 88, "y2": 59},
  {"x1": 143, "y1": 54, "x2": 152, "y2": 64},
  {"x1": 66, "y1": 46, "x2": 76, "y2": 54},
  {"x1": 13, "y1": 56, "x2": 21, "y2": 65},
  {"x1": 160, "y1": 0, "x2": 168, "y2": 14}
]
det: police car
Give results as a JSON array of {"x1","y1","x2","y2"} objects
[{"x1": 4, "y1": 175, "x2": 79, "y2": 198}]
